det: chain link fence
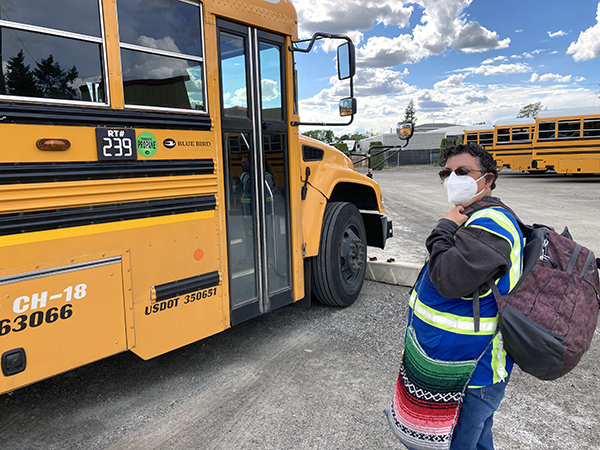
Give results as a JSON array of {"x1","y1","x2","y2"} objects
[{"x1": 350, "y1": 148, "x2": 440, "y2": 169}]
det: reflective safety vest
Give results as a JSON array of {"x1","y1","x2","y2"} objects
[
  {"x1": 239, "y1": 172, "x2": 274, "y2": 217},
  {"x1": 240, "y1": 172, "x2": 252, "y2": 217},
  {"x1": 409, "y1": 207, "x2": 523, "y2": 387}
]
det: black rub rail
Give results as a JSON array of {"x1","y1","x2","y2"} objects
[
  {"x1": 0, "y1": 160, "x2": 214, "y2": 185},
  {"x1": 0, "y1": 195, "x2": 216, "y2": 236}
]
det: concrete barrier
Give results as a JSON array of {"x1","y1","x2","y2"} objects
[{"x1": 365, "y1": 260, "x2": 421, "y2": 287}]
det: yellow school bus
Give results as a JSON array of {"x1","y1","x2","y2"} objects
[
  {"x1": 464, "y1": 124, "x2": 494, "y2": 150},
  {"x1": 0, "y1": 0, "x2": 392, "y2": 393},
  {"x1": 492, "y1": 118, "x2": 536, "y2": 171},
  {"x1": 533, "y1": 107, "x2": 600, "y2": 174}
]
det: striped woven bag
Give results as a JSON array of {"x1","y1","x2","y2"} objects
[{"x1": 385, "y1": 324, "x2": 484, "y2": 450}]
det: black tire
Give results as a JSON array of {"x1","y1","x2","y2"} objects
[{"x1": 311, "y1": 202, "x2": 367, "y2": 307}]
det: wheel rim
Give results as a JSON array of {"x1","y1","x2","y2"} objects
[{"x1": 340, "y1": 225, "x2": 365, "y2": 285}]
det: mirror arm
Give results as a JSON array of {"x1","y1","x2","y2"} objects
[
  {"x1": 291, "y1": 117, "x2": 354, "y2": 127},
  {"x1": 289, "y1": 33, "x2": 353, "y2": 53}
]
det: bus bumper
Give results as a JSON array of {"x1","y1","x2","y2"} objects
[{"x1": 362, "y1": 212, "x2": 393, "y2": 250}]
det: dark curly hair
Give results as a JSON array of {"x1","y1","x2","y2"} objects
[{"x1": 440, "y1": 143, "x2": 498, "y2": 190}]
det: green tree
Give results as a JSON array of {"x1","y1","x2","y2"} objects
[
  {"x1": 301, "y1": 129, "x2": 335, "y2": 143},
  {"x1": 5, "y1": 50, "x2": 40, "y2": 97},
  {"x1": 439, "y1": 136, "x2": 462, "y2": 167},
  {"x1": 33, "y1": 54, "x2": 79, "y2": 100},
  {"x1": 403, "y1": 99, "x2": 417, "y2": 124},
  {"x1": 369, "y1": 141, "x2": 385, "y2": 170},
  {"x1": 350, "y1": 132, "x2": 368, "y2": 141},
  {"x1": 517, "y1": 102, "x2": 545, "y2": 118},
  {"x1": 336, "y1": 142, "x2": 349, "y2": 156}
]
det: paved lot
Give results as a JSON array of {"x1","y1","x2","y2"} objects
[
  {"x1": 368, "y1": 167, "x2": 600, "y2": 263},
  {"x1": 1, "y1": 167, "x2": 599, "y2": 449}
]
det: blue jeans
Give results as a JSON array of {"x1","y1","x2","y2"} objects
[{"x1": 449, "y1": 377, "x2": 509, "y2": 450}]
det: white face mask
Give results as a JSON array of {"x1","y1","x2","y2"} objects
[{"x1": 444, "y1": 172, "x2": 486, "y2": 205}]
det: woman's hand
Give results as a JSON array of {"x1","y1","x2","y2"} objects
[{"x1": 444, "y1": 205, "x2": 468, "y2": 226}]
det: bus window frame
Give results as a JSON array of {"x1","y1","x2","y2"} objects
[
  {"x1": 557, "y1": 119, "x2": 582, "y2": 139},
  {"x1": 117, "y1": 0, "x2": 209, "y2": 115},
  {"x1": 465, "y1": 132, "x2": 478, "y2": 144},
  {"x1": 479, "y1": 132, "x2": 493, "y2": 146},
  {"x1": 511, "y1": 126, "x2": 531, "y2": 143},
  {"x1": 583, "y1": 118, "x2": 600, "y2": 138},
  {"x1": 0, "y1": 0, "x2": 110, "y2": 107},
  {"x1": 496, "y1": 128, "x2": 510, "y2": 143},
  {"x1": 538, "y1": 121, "x2": 556, "y2": 140}
]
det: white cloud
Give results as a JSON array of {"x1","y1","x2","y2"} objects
[
  {"x1": 452, "y1": 21, "x2": 511, "y2": 53},
  {"x1": 510, "y1": 52, "x2": 533, "y2": 59},
  {"x1": 417, "y1": 90, "x2": 449, "y2": 110},
  {"x1": 481, "y1": 55, "x2": 508, "y2": 64},
  {"x1": 530, "y1": 73, "x2": 539, "y2": 82},
  {"x1": 136, "y1": 36, "x2": 180, "y2": 53},
  {"x1": 355, "y1": 67, "x2": 414, "y2": 96},
  {"x1": 548, "y1": 30, "x2": 568, "y2": 38},
  {"x1": 295, "y1": 0, "x2": 510, "y2": 68},
  {"x1": 223, "y1": 88, "x2": 247, "y2": 109},
  {"x1": 471, "y1": 63, "x2": 530, "y2": 76},
  {"x1": 293, "y1": 0, "x2": 414, "y2": 37},
  {"x1": 434, "y1": 74, "x2": 465, "y2": 89},
  {"x1": 298, "y1": 83, "x2": 595, "y2": 134},
  {"x1": 538, "y1": 73, "x2": 572, "y2": 83},
  {"x1": 355, "y1": 34, "x2": 423, "y2": 67},
  {"x1": 261, "y1": 79, "x2": 280, "y2": 102},
  {"x1": 567, "y1": 3, "x2": 600, "y2": 61}
]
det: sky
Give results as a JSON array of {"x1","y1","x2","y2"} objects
[{"x1": 291, "y1": 0, "x2": 600, "y2": 135}]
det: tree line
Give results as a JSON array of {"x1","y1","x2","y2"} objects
[{"x1": 1, "y1": 49, "x2": 79, "y2": 100}]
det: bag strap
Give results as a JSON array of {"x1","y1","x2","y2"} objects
[
  {"x1": 463, "y1": 199, "x2": 533, "y2": 236},
  {"x1": 462, "y1": 201, "x2": 519, "y2": 333}
]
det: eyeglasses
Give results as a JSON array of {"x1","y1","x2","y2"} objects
[{"x1": 438, "y1": 167, "x2": 485, "y2": 180}]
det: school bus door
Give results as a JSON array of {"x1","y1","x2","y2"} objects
[{"x1": 217, "y1": 19, "x2": 293, "y2": 325}]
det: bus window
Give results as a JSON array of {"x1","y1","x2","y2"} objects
[
  {"x1": 220, "y1": 32, "x2": 249, "y2": 118},
  {"x1": 558, "y1": 120, "x2": 581, "y2": 139},
  {"x1": 497, "y1": 128, "x2": 510, "y2": 143},
  {"x1": 512, "y1": 127, "x2": 530, "y2": 142},
  {"x1": 117, "y1": 0, "x2": 206, "y2": 111},
  {"x1": 538, "y1": 122, "x2": 556, "y2": 140},
  {"x1": 479, "y1": 133, "x2": 493, "y2": 146},
  {"x1": 583, "y1": 119, "x2": 600, "y2": 137},
  {"x1": 0, "y1": 0, "x2": 105, "y2": 103},
  {"x1": 466, "y1": 133, "x2": 478, "y2": 144},
  {"x1": 259, "y1": 42, "x2": 283, "y2": 121}
]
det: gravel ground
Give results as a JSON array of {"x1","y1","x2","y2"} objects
[{"x1": 1, "y1": 167, "x2": 599, "y2": 449}]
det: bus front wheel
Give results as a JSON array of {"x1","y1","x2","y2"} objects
[{"x1": 311, "y1": 202, "x2": 367, "y2": 307}]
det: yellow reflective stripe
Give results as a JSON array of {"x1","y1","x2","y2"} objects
[
  {"x1": 491, "y1": 332, "x2": 508, "y2": 383},
  {"x1": 409, "y1": 291, "x2": 498, "y2": 335},
  {"x1": 466, "y1": 208, "x2": 523, "y2": 290}
]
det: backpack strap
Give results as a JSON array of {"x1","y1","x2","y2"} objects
[
  {"x1": 472, "y1": 289, "x2": 481, "y2": 333},
  {"x1": 463, "y1": 199, "x2": 532, "y2": 235},
  {"x1": 462, "y1": 200, "x2": 525, "y2": 333}
]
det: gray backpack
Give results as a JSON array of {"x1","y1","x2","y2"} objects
[{"x1": 465, "y1": 200, "x2": 600, "y2": 380}]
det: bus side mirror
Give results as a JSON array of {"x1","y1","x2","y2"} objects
[
  {"x1": 397, "y1": 121, "x2": 414, "y2": 141},
  {"x1": 339, "y1": 97, "x2": 356, "y2": 117},
  {"x1": 337, "y1": 42, "x2": 355, "y2": 80}
]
